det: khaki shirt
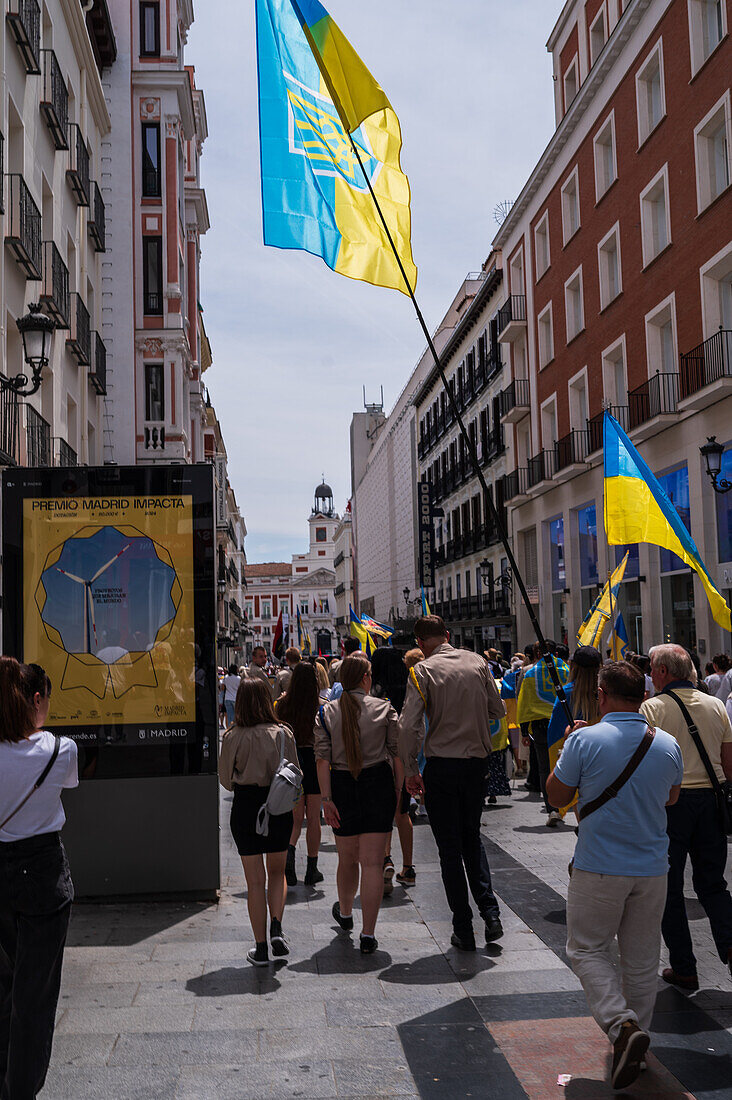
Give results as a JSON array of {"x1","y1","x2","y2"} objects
[
  {"x1": 398, "y1": 643, "x2": 505, "y2": 776},
  {"x1": 314, "y1": 690, "x2": 398, "y2": 771},
  {"x1": 246, "y1": 663, "x2": 274, "y2": 697},
  {"x1": 641, "y1": 687, "x2": 732, "y2": 788},
  {"x1": 218, "y1": 722, "x2": 298, "y2": 789},
  {"x1": 274, "y1": 667, "x2": 295, "y2": 700}
]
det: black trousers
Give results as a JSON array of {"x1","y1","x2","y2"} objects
[
  {"x1": 423, "y1": 757, "x2": 500, "y2": 936},
  {"x1": 663, "y1": 788, "x2": 732, "y2": 977},
  {"x1": 530, "y1": 719, "x2": 552, "y2": 812},
  {"x1": 0, "y1": 833, "x2": 73, "y2": 1100}
]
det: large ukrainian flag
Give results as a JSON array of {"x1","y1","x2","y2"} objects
[
  {"x1": 256, "y1": 0, "x2": 417, "y2": 293},
  {"x1": 604, "y1": 411, "x2": 731, "y2": 631}
]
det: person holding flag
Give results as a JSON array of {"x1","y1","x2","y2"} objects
[
  {"x1": 546, "y1": 646, "x2": 603, "y2": 818},
  {"x1": 517, "y1": 641, "x2": 571, "y2": 826}
]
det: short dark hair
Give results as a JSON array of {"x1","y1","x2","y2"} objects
[
  {"x1": 252, "y1": 645, "x2": 266, "y2": 658},
  {"x1": 713, "y1": 653, "x2": 731, "y2": 671},
  {"x1": 542, "y1": 639, "x2": 557, "y2": 655},
  {"x1": 414, "y1": 615, "x2": 448, "y2": 641},
  {"x1": 234, "y1": 677, "x2": 276, "y2": 727},
  {"x1": 556, "y1": 643, "x2": 569, "y2": 660},
  {"x1": 227, "y1": 663, "x2": 238, "y2": 675},
  {"x1": 598, "y1": 661, "x2": 645, "y2": 704},
  {"x1": 285, "y1": 646, "x2": 301, "y2": 664},
  {"x1": 343, "y1": 637, "x2": 362, "y2": 656}
]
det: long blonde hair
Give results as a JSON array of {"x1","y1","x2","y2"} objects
[
  {"x1": 570, "y1": 661, "x2": 601, "y2": 726},
  {"x1": 338, "y1": 654, "x2": 370, "y2": 778}
]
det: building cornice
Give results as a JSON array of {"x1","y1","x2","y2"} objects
[
  {"x1": 132, "y1": 69, "x2": 196, "y2": 138},
  {"x1": 493, "y1": 0, "x2": 651, "y2": 250},
  {"x1": 60, "y1": 0, "x2": 111, "y2": 134},
  {"x1": 185, "y1": 186, "x2": 210, "y2": 234},
  {"x1": 413, "y1": 264, "x2": 503, "y2": 407}
]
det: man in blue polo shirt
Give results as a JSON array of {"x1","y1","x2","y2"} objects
[{"x1": 547, "y1": 661, "x2": 682, "y2": 1091}]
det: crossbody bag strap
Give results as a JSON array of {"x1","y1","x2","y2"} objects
[
  {"x1": 578, "y1": 727, "x2": 655, "y2": 822},
  {"x1": 663, "y1": 689, "x2": 722, "y2": 795},
  {"x1": 0, "y1": 734, "x2": 61, "y2": 832},
  {"x1": 318, "y1": 705, "x2": 330, "y2": 737}
]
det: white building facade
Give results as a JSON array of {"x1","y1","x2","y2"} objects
[{"x1": 333, "y1": 502, "x2": 354, "y2": 640}]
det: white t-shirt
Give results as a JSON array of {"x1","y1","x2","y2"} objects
[
  {"x1": 0, "y1": 731, "x2": 79, "y2": 842},
  {"x1": 223, "y1": 673, "x2": 241, "y2": 702}
]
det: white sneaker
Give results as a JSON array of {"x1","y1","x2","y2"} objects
[{"x1": 546, "y1": 810, "x2": 561, "y2": 828}]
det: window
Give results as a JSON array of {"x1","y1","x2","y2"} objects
[
  {"x1": 537, "y1": 302, "x2": 554, "y2": 368},
  {"x1": 645, "y1": 294, "x2": 677, "y2": 374},
  {"x1": 144, "y1": 362, "x2": 164, "y2": 421},
  {"x1": 593, "y1": 112, "x2": 617, "y2": 201},
  {"x1": 640, "y1": 165, "x2": 671, "y2": 266},
  {"x1": 561, "y1": 166, "x2": 581, "y2": 243},
  {"x1": 568, "y1": 369, "x2": 589, "y2": 429},
  {"x1": 636, "y1": 41, "x2": 666, "y2": 145},
  {"x1": 694, "y1": 92, "x2": 731, "y2": 212},
  {"x1": 563, "y1": 56, "x2": 578, "y2": 113},
  {"x1": 140, "y1": 2, "x2": 160, "y2": 57},
  {"x1": 315, "y1": 527, "x2": 326, "y2": 542},
  {"x1": 564, "y1": 267, "x2": 585, "y2": 342},
  {"x1": 549, "y1": 516, "x2": 567, "y2": 642},
  {"x1": 658, "y1": 465, "x2": 691, "y2": 573},
  {"x1": 601, "y1": 338, "x2": 628, "y2": 407},
  {"x1": 143, "y1": 236, "x2": 163, "y2": 314},
  {"x1": 688, "y1": 0, "x2": 727, "y2": 76},
  {"x1": 534, "y1": 211, "x2": 550, "y2": 279},
  {"x1": 541, "y1": 397, "x2": 557, "y2": 448},
  {"x1": 589, "y1": 5, "x2": 608, "y2": 66},
  {"x1": 597, "y1": 222, "x2": 622, "y2": 309},
  {"x1": 577, "y1": 504, "x2": 599, "y2": 588},
  {"x1": 142, "y1": 123, "x2": 161, "y2": 197}
]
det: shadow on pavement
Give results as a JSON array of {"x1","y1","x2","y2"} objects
[
  {"x1": 288, "y1": 938, "x2": 392, "y2": 975},
  {"x1": 186, "y1": 964, "x2": 286, "y2": 997},
  {"x1": 66, "y1": 902, "x2": 217, "y2": 947}
]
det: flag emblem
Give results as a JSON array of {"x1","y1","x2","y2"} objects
[{"x1": 284, "y1": 74, "x2": 379, "y2": 190}]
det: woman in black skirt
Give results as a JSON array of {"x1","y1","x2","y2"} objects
[
  {"x1": 219, "y1": 679, "x2": 299, "y2": 966},
  {"x1": 276, "y1": 663, "x2": 323, "y2": 886},
  {"x1": 315, "y1": 654, "x2": 403, "y2": 954}
]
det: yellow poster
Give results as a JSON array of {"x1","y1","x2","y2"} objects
[{"x1": 24, "y1": 494, "x2": 195, "y2": 728}]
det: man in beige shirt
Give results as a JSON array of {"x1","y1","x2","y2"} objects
[
  {"x1": 398, "y1": 615, "x2": 506, "y2": 951},
  {"x1": 641, "y1": 643, "x2": 732, "y2": 989},
  {"x1": 246, "y1": 646, "x2": 274, "y2": 698}
]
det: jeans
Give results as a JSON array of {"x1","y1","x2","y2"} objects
[
  {"x1": 423, "y1": 757, "x2": 500, "y2": 936},
  {"x1": 566, "y1": 869, "x2": 667, "y2": 1043},
  {"x1": 663, "y1": 788, "x2": 732, "y2": 976},
  {"x1": 0, "y1": 833, "x2": 73, "y2": 1100},
  {"x1": 225, "y1": 700, "x2": 236, "y2": 725},
  {"x1": 530, "y1": 719, "x2": 552, "y2": 811}
]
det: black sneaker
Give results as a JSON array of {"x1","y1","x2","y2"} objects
[
  {"x1": 270, "y1": 919, "x2": 289, "y2": 957},
  {"x1": 304, "y1": 860, "x2": 324, "y2": 885},
  {"x1": 360, "y1": 933, "x2": 378, "y2": 954},
  {"x1": 247, "y1": 942, "x2": 269, "y2": 967},
  {"x1": 332, "y1": 901, "x2": 353, "y2": 931},
  {"x1": 383, "y1": 856, "x2": 394, "y2": 896},
  {"x1": 611, "y1": 1022, "x2": 650, "y2": 1090},
  {"x1": 396, "y1": 866, "x2": 416, "y2": 886},
  {"x1": 285, "y1": 846, "x2": 297, "y2": 887},
  {"x1": 484, "y1": 918, "x2": 504, "y2": 944},
  {"x1": 450, "y1": 931, "x2": 477, "y2": 952}
]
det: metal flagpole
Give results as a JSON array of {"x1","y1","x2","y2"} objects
[{"x1": 346, "y1": 136, "x2": 574, "y2": 727}]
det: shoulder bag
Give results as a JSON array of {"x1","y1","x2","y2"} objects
[
  {"x1": 255, "y1": 727, "x2": 302, "y2": 837},
  {"x1": 663, "y1": 689, "x2": 732, "y2": 835},
  {"x1": 568, "y1": 726, "x2": 655, "y2": 875},
  {"x1": 0, "y1": 734, "x2": 61, "y2": 832}
]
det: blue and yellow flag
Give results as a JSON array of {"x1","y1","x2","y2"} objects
[
  {"x1": 360, "y1": 613, "x2": 393, "y2": 641},
  {"x1": 296, "y1": 606, "x2": 303, "y2": 649},
  {"x1": 256, "y1": 0, "x2": 416, "y2": 293},
  {"x1": 421, "y1": 588, "x2": 430, "y2": 616},
  {"x1": 349, "y1": 604, "x2": 371, "y2": 654},
  {"x1": 576, "y1": 551, "x2": 629, "y2": 648},
  {"x1": 604, "y1": 411, "x2": 730, "y2": 631},
  {"x1": 516, "y1": 657, "x2": 570, "y2": 725},
  {"x1": 609, "y1": 610, "x2": 630, "y2": 660}
]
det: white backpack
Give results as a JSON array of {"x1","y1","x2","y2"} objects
[{"x1": 255, "y1": 727, "x2": 303, "y2": 836}]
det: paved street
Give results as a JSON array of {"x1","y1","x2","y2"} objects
[{"x1": 47, "y1": 786, "x2": 732, "y2": 1099}]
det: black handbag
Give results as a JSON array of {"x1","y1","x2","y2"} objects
[{"x1": 664, "y1": 690, "x2": 732, "y2": 836}]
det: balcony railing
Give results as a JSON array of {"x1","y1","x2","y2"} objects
[
  {"x1": 89, "y1": 331, "x2": 107, "y2": 395},
  {"x1": 40, "y1": 241, "x2": 70, "y2": 327},
  {"x1": 486, "y1": 345, "x2": 503, "y2": 380},
  {"x1": 554, "y1": 429, "x2": 588, "y2": 472},
  {"x1": 680, "y1": 329, "x2": 732, "y2": 399},
  {"x1": 0, "y1": 384, "x2": 20, "y2": 465},
  {"x1": 25, "y1": 404, "x2": 51, "y2": 467},
  {"x1": 527, "y1": 449, "x2": 555, "y2": 488},
  {"x1": 66, "y1": 124, "x2": 90, "y2": 206},
  {"x1": 144, "y1": 422, "x2": 165, "y2": 450},
  {"x1": 499, "y1": 377, "x2": 530, "y2": 419},
  {"x1": 88, "y1": 181, "x2": 106, "y2": 252},
  {"x1": 333, "y1": 551, "x2": 344, "y2": 568},
  {"x1": 627, "y1": 371, "x2": 679, "y2": 430},
  {"x1": 40, "y1": 50, "x2": 68, "y2": 149},
  {"x1": 7, "y1": 0, "x2": 41, "y2": 74},
  {"x1": 497, "y1": 294, "x2": 527, "y2": 335},
  {"x1": 66, "y1": 293, "x2": 91, "y2": 365},
  {"x1": 587, "y1": 404, "x2": 628, "y2": 453},
  {"x1": 5, "y1": 174, "x2": 42, "y2": 279},
  {"x1": 334, "y1": 582, "x2": 345, "y2": 596},
  {"x1": 502, "y1": 468, "x2": 528, "y2": 501},
  {"x1": 481, "y1": 425, "x2": 504, "y2": 466},
  {"x1": 54, "y1": 437, "x2": 77, "y2": 467}
]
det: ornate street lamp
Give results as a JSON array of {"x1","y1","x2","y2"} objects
[
  {"x1": 479, "y1": 558, "x2": 492, "y2": 588},
  {"x1": 2, "y1": 304, "x2": 56, "y2": 397},
  {"x1": 700, "y1": 436, "x2": 732, "y2": 494},
  {"x1": 403, "y1": 586, "x2": 410, "y2": 609}
]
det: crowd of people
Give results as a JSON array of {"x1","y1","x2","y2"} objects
[{"x1": 1, "y1": 622, "x2": 731, "y2": 1096}]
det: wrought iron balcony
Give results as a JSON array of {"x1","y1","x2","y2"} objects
[
  {"x1": 333, "y1": 551, "x2": 344, "y2": 568},
  {"x1": 66, "y1": 293, "x2": 91, "y2": 365},
  {"x1": 7, "y1": 0, "x2": 41, "y2": 74},
  {"x1": 499, "y1": 377, "x2": 530, "y2": 422},
  {"x1": 481, "y1": 425, "x2": 504, "y2": 466},
  {"x1": 90, "y1": 332, "x2": 107, "y2": 395},
  {"x1": 40, "y1": 50, "x2": 69, "y2": 149},
  {"x1": 40, "y1": 241, "x2": 70, "y2": 327},
  {"x1": 334, "y1": 582, "x2": 345, "y2": 596},
  {"x1": 502, "y1": 468, "x2": 528, "y2": 501},
  {"x1": 5, "y1": 174, "x2": 42, "y2": 279},
  {"x1": 54, "y1": 437, "x2": 77, "y2": 467},
  {"x1": 680, "y1": 329, "x2": 732, "y2": 400},
  {"x1": 25, "y1": 404, "x2": 51, "y2": 467},
  {"x1": 66, "y1": 124, "x2": 90, "y2": 206},
  {"x1": 627, "y1": 371, "x2": 679, "y2": 431},
  {"x1": 88, "y1": 181, "x2": 106, "y2": 252},
  {"x1": 1, "y1": 383, "x2": 20, "y2": 465},
  {"x1": 144, "y1": 422, "x2": 166, "y2": 450},
  {"x1": 497, "y1": 294, "x2": 527, "y2": 340},
  {"x1": 486, "y1": 345, "x2": 503, "y2": 380},
  {"x1": 527, "y1": 449, "x2": 555, "y2": 489},
  {"x1": 554, "y1": 429, "x2": 588, "y2": 473},
  {"x1": 587, "y1": 404, "x2": 628, "y2": 453}
]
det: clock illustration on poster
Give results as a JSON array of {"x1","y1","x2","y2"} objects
[{"x1": 35, "y1": 524, "x2": 183, "y2": 700}]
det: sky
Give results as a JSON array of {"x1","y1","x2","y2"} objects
[{"x1": 188, "y1": 0, "x2": 557, "y2": 563}]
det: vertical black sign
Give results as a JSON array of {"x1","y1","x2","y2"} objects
[{"x1": 418, "y1": 479, "x2": 435, "y2": 589}]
